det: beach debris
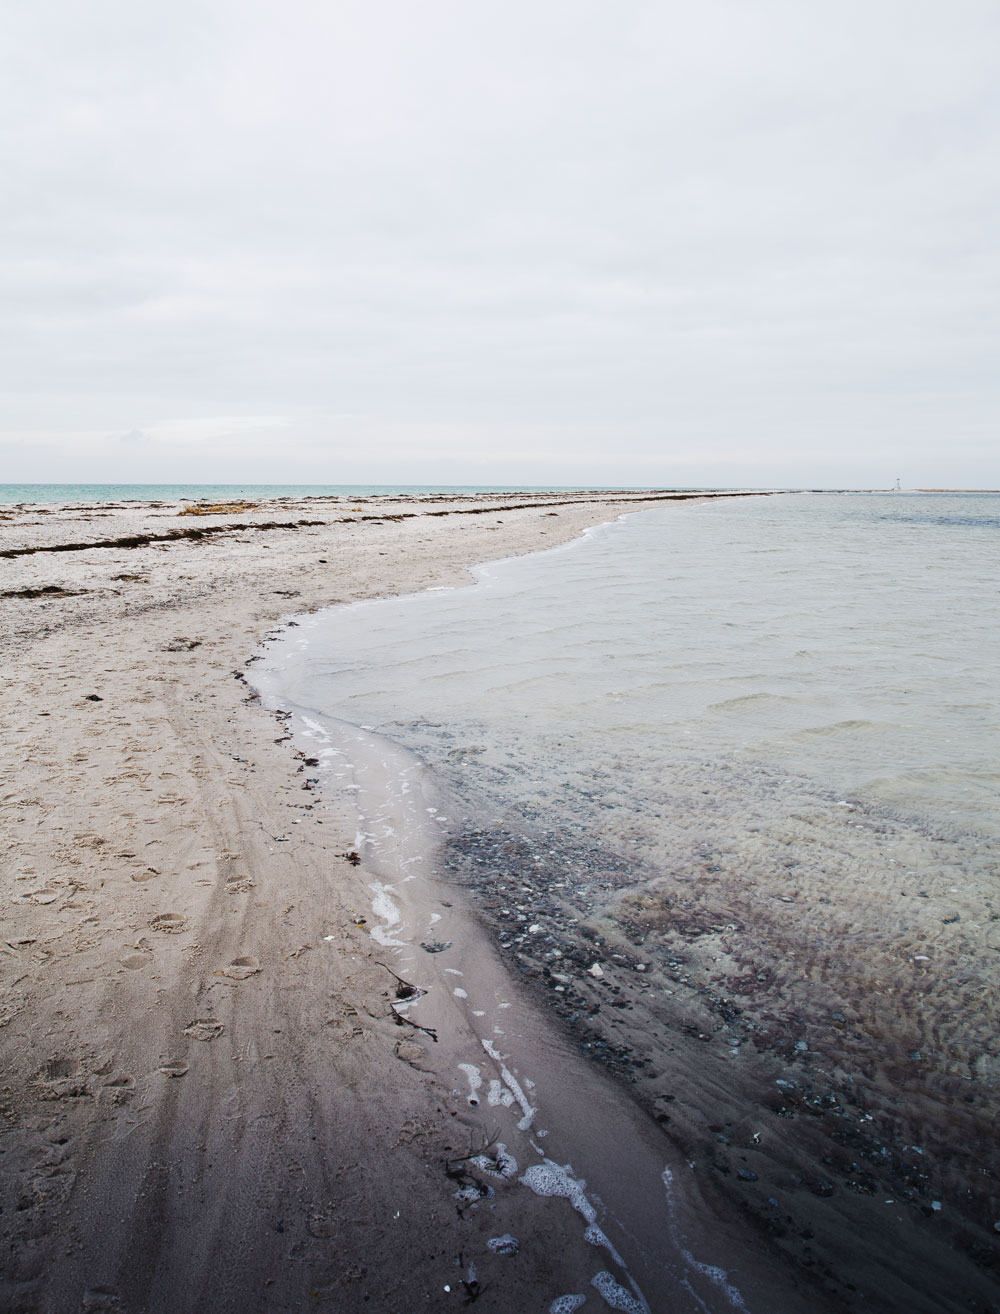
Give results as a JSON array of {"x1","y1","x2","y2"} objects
[
  {"x1": 452, "y1": 1135, "x2": 518, "y2": 1181},
  {"x1": 158, "y1": 1061, "x2": 189, "y2": 1078},
  {"x1": 340, "y1": 850, "x2": 362, "y2": 866},
  {"x1": 84, "y1": 693, "x2": 103, "y2": 702},
  {"x1": 1, "y1": 583, "x2": 85, "y2": 598},
  {"x1": 149, "y1": 912, "x2": 186, "y2": 934},
  {"x1": 163, "y1": 637, "x2": 202, "y2": 652},
  {"x1": 486, "y1": 1234, "x2": 519, "y2": 1256},
  {"x1": 222, "y1": 956, "x2": 261, "y2": 980},
  {"x1": 391, "y1": 1005, "x2": 438, "y2": 1042},
  {"x1": 421, "y1": 940, "x2": 453, "y2": 954},
  {"x1": 184, "y1": 1018, "x2": 224, "y2": 1042},
  {"x1": 453, "y1": 1180, "x2": 493, "y2": 1205},
  {"x1": 178, "y1": 499, "x2": 256, "y2": 515},
  {"x1": 376, "y1": 961, "x2": 425, "y2": 1002},
  {"x1": 460, "y1": 1265, "x2": 483, "y2": 1303}
]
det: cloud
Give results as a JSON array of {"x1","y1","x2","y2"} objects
[{"x1": 2, "y1": 0, "x2": 999, "y2": 486}]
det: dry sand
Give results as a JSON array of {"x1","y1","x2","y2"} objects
[{"x1": 0, "y1": 490, "x2": 994, "y2": 1314}]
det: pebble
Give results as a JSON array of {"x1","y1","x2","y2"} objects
[{"x1": 486, "y1": 1234, "x2": 520, "y2": 1256}]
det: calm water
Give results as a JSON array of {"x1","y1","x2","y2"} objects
[
  {"x1": 253, "y1": 491, "x2": 1000, "y2": 1306},
  {"x1": 264, "y1": 493, "x2": 999, "y2": 857}
]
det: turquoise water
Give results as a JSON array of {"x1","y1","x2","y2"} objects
[{"x1": 0, "y1": 483, "x2": 682, "y2": 505}]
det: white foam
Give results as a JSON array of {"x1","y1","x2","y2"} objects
[
  {"x1": 662, "y1": 1167, "x2": 749, "y2": 1311},
  {"x1": 549, "y1": 1298, "x2": 586, "y2": 1314},
  {"x1": 487, "y1": 1079, "x2": 515, "y2": 1108},
  {"x1": 481, "y1": 1038, "x2": 536, "y2": 1130},
  {"x1": 471, "y1": 1143, "x2": 518, "y2": 1179},
  {"x1": 368, "y1": 881, "x2": 405, "y2": 947},
  {"x1": 458, "y1": 1063, "x2": 482, "y2": 1103},
  {"x1": 519, "y1": 1159, "x2": 595, "y2": 1225},
  {"x1": 591, "y1": 1271, "x2": 646, "y2": 1313},
  {"x1": 680, "y1": 1251, "x2": 750, "y2": 1313}
]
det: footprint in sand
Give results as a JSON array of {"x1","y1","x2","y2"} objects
[
  {"x1": 121, "y1": 952, "x2": 153, "y2": 970},
  {"x1": 222, "y1": 956, "x2": 261, "y2": 980},
  {"x1": 149, "y1": 912, "x2": 186, "y2": 934},
  {"x1": 42, "y1": 1057, "x2": 76, "y2": 1081},
  {"x1": 28, "y1": 889, "x2": 59, "y2": 905},
  {"x1": 37, "y1": 1057, "x2": 89, "y2": 1099},
  {"x1": 82, "y1": 1287, "x2": 122, "y2": 1312},
  {"x1": 158, "y1": 1060, "x2": 189, "y2": 1078},
  {"x1": 225, "y1": 878, "x2": 254, "y2": 894},
  {"x1": 183, "y1": 1018, "x2": 224, "y2": 1041},
  {"x1": 102, "y1": 1074, "x2": 135, "y2": 1103}
]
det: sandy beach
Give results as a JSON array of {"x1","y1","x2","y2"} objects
[{"x1": 1, "y1": 491, "x2": 996, "y2": 1314}]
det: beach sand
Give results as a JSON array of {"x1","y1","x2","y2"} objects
[{"x1": 0, "y1": 491, "x2": 994, "y2": 1313}]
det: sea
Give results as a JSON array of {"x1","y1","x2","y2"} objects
[
  {"x1": 250, "y1": 490, "x2": 999, "y2": 1305},
  {"x1": 255, "y1": 488, "x2": 1000, "y2": 1076},
  {"x1": 261, "y1": 490, "x2": 998, "y2": 847}
]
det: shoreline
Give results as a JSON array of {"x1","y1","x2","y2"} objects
[
  {"x1": 2, "y1": 489, "x2": 811, "y2": 1314},
  {"x1": 2, "y1": 489, "x2": 994, "y2": 1313},
  {"x1": 247, "y1": 499, "x2": 1000, "y2": 1314}
]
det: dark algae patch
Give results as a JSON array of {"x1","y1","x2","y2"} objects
[
  {"x1": 0, "y1": 519, "x2": 325, "y2": 557},
  {"x1": 439, "y1": 803, "x2": 1000, "y2": 1312},
  {"x1": 1, "y1": 584, "x2": 89, "y2": 598}
]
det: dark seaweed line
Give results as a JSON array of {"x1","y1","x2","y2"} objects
[
  {"x1": 0, "y1": 519, "x2": 325, "y2": 558},
  {"x1": 0, "y1": 491, "x2": 771, "y2": 558}
]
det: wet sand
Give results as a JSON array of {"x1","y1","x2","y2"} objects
[
  {"x1": 2, "y1": 488, "x2": 814, "y2": 1314},
  {"x1": 1, "y1": 489, "x2": 995, "y2": 1313}
]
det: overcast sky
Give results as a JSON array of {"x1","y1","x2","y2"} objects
[{"x1": 2, "y1": 0, "x2": 998, "y2": 488}]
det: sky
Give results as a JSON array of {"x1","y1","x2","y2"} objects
[{"x1": 2, "y1": 0, "x2": 998, "y2": 489}]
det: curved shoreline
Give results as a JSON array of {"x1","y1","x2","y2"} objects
[{"x1": 2, "y1": 489, "x2": 807, "y2": 1314}]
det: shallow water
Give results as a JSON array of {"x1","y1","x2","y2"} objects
[
  {"x1": 266, "y1": 491, "x2": 999, "y2": 844},
  {"x1": 255, "y1": 491, "x2": 1000, "y2": 1307}
]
